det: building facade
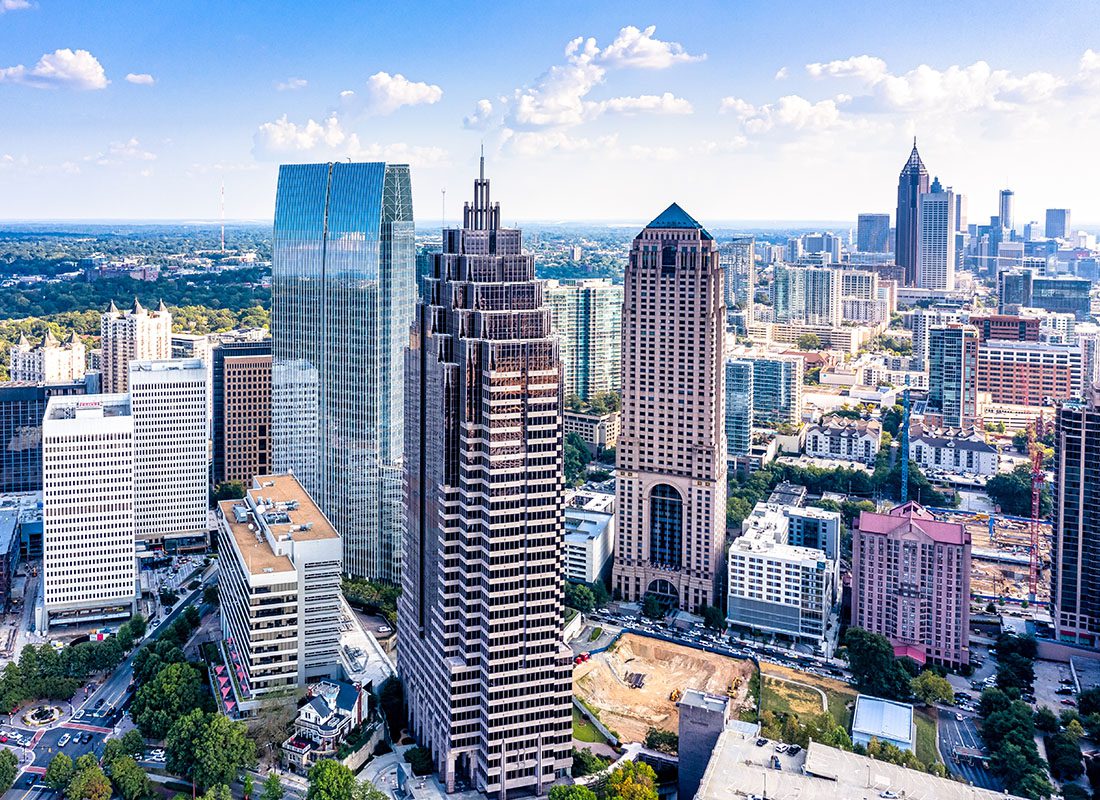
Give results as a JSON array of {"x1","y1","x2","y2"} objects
[
  {"x1": 399, "y1": 162, "x2": 572, "y2": 797},
  {"x1": 857, "y1": 213, "x2": 891, "y2": 254},
  {"x1": 100, "y1": 299, "x2": 172, "y2": 394},
  {"x1": 773, "y1": 265, "x2": 841, "y2": 327},
  {"x1": 562, "y1": 409, "x2": 620, "y2": 457},
  {"x1": 0, "y1": 381, "x2": 87, "y2": 494},
  {"x1": 852, "y1": 502, "x2": 971, "y2": 667},
  {"x1": 804, "y1": 416, "x2": 881, "y2": 466},
  {"x1": 272, "y1": 161, "x2": 415, "y2": 582},
  {"x1": 910, "y1": 433, "x2": 998, "y2": 476},
  {"x1": 8, "y1": 331, "x2": 85, "y2": 384},
  {"x1": 977, "y1": 341, "x2": 1081, "y2": 406},
  {"x1": 724, "y1": 359, "x2": 754, "y2": 461},
  {"x1": 564, "y1": 491, "x2": 615, "y2": 584},
  {"x1": 1052, "y1": 391, "x2": 1100, "y2": 646},
  {"x1": 916, "y1": 179, "x2": 956, "y2": 290},
  {"x1": 749, "y1": 355, "x2": 803, "y2": 427},
  {"x1": 969, "y1": 314, "x2": 1040, "y2": 342},
  {"x1": 217, "y1": 474, "x2": 343, "y2": 713},
  {"x1": 719, "y1": 238, "x2": 755, "y2": 321},
  {"x1": 210, "y1": 332, "x2": 272, "y2": 485},
  {"x1": 128, "y1": 358, "x2": 210, "y2": 552},
  {"x1": 1045, "y1": 208, "x2": 1072, "y2": 240},
  {"x1": 41, "y1": 394, "x2": 137, "y2": 629},
  {"x1": 927, "y1": 324, "x2": 979, "y2": 428},
  {"x1": 614, "y1": 203, "x2": 727, "y2": 612},
  {"x1": 545, "y1": 279, "x2": 622, "y2": 400},
  {"x1": 895, "y1": 140, "x2": 930, "y2": 286}
]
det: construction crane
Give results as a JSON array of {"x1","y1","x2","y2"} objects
[
  {"x1": 1027, "y1": 414, "x2": 1046, "y2": 604},
  {"x1": 900, "y1": 375, "x2": 911, "y2": 503}
]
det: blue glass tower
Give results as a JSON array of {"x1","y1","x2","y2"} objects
[{"x1": 272, "y1": 162, "x2": 415, "y2": 582}]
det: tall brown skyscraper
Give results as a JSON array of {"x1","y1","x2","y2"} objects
[
  {"x1": 895, "y1": 139, "x2": 930, "y2": 286},
  {"x1": 613, "y1": 203, "x2": 727, "y2": 612},
  {"x1": 398, "y1": 160, "x2": 572, "y2": 797}
]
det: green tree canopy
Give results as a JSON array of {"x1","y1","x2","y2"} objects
[
  {"x1": 797, "y1": 333, "x2": 822, "y2": 351},
  {"x1": 844, "y1": 628, "x2": 911, "y2": 699},
  {"x1": 910, "y1": 671, "x2": 953, "y2": 706},
  {"x1": 986, "y1": 464, "x2": 1052, "y2": 518},
  {"x1": 601, "y1": 761, "x2": 659, "y2": 800},
  {"x1": 109, "y1": 755, "x2": 152, "y2": 800},
  {"x1": 550, "y1": 787, "x2": 598, "y2": 800},
  {"x1": 132, "y1": 661, "x2": 206, "y2": 738},
  {"x1": 261, "y1": 774, "x2": 285, "y2": 800},
  {"x1": 306, "y1": 760, "x2": 357, "y2": 800},
  {"x1": 66, "y1": 764, "x2": 111, "y2": 800},
  {"x1": 46, "y1": 752, "x2": 75, "y2": 790}
]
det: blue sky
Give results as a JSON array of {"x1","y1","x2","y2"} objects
[{"x1": 2, "y1": 0, "x2": 1099, "y2": 225}]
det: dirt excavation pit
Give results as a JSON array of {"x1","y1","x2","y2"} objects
[{"x1": 573, "y1": 633, "x2": 755, "y2": 743}]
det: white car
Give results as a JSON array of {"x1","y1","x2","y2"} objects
[
  {"x1": 58, "y1": 734, "x2": 70, "y2": 748},
  {"x1": 73, "y1": 709, "x2": 84, "y2": 719}
]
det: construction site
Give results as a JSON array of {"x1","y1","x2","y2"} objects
[
  {"x1": 930, "y1": 507, "x2": 1053, "y2": 605},
  {"x1": 573, "y1": 633, "x2": 755, "y2": 743}
]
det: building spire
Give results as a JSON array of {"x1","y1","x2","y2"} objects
[{"x1": 479, "y1": 142, "x2": 485, "y2": 181}]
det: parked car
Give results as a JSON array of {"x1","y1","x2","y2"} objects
[
  {"x1": 1056, "y1": 688, "x2": 1074, "y2": 696},
  {"x1": 58, "y1": 734, "x2": 70, "y2": 747}
]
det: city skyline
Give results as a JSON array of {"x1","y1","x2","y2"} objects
[{"x1": 2, "y1": 1, "x2": 1100, "y2": 223}]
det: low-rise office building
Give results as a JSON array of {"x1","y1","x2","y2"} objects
[
  {"x1": 850, "y1": 695, "x2": 916, "y2": 753},
  {"x1": 910, "y1": 432, "x2": 998, "y2": 476},
  {"x1": 563, "y1": 490, "x2": 615, "y2": 584},
  {"x1": 563, "y1": 409, "x2": 620, "y2": 457},
  {"x1": 217, "y1": 474, "x2": 342, "y2": 715}
]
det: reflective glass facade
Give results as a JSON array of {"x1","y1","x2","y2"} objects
[
  {"x1": 0, "y1": 382, "x2": 87, "y2": 493},
  {"x1": 272, "y1": 162, "x2": 415, "y2": 582}
]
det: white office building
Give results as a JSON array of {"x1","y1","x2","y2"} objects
[
  {"x1": 9, "y1": 331, "x2": 86, "y2": 384},
  {"x1": 129, "y1": 358, "x2": 210, "y2": 552},
  {"x1": 563, "y1": 490, "x2": 615, "y2": 584},
  {"x1": 40, "y1": 395, "x2": 137, "y2": 630},
  {"x1": 727, "y1": 502, "x2": 841, "y2": 652},
  {"x1": 917, "y1": 180, "x2": 957, "y2": 290},
  {"x1": 217, "y1": 474, "x2": 343, "y2": 714}
]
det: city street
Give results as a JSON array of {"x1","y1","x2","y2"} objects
[{"x1": 937, "y1": 709, "x2": 1002, "y2": 791}]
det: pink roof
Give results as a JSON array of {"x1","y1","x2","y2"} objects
[
  {"x1": 857, "y1": 502, "x2": 969, "y2": 545},
  {"x1": 893, "y1": 644, "x2": 927, "y2": 664}
]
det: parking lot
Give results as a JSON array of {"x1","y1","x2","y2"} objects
[{"x1": 937, "y1": 710, "x2": 1002, "y2": 791}]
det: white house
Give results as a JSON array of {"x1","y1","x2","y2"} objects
[
  {"x1": 804, "y1": 416, "x2": 881, "y2": 466},
  {"x1": 910, "y1": 433, "x2": 998, "y2": 476}
]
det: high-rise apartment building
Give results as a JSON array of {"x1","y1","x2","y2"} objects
[
  {"x1": 748, "y1": 355, "x2": 803, "y2": 427},
  {"x1": 1046, "y1": 208, "x2": 1072, "y2": 240},
  {"x1": 8, "y1": 331, "x2": 85, "y2": 384},
  {"x1": 1052, "y1": 390, "x2": 1100, "y2": 646},
  {"x1": 209, "y1": 332, "x2": 273, "y2": 486},
  {"x1": 927, "y1": 325, "x2": 979, "y2": 429},
  {"x1": 0, "y1": 381, "x2": 86, "y2": 493},
  {"x1": 999, "y1": 189, "x2": 1015, "y2": 235},
  {"x1": 852, "y1": 502, "x2": 970, "y2": 668},
  {"x1": 399, "y1": 162, "x2": 572, "y2": 797},
  {"x1": 129, "y1": 359, "x2": 209, "y2": 552},
  {"x1": 545, "y1": 278, "x2": 623, "y2": 400},
  {"x1": 272, "y1": 162, "x2": 415, "y2": 582},
  {"x1": 41, "y1": 394, "x2": 137, "y2": 630},
  {"x1": 614, "y1": 203, "x2": 727, "y2": 612},
  {"x1": 917, "y1": 178, "x2": 956, "y2": 290},
  {"x1": 719, "y1": 237, "x2": 755, "y2": 320},
  {"x1": 801, "y1": 232, "x2": 842, "y2": 263},
  {"x1": 895, "y1": 140, "x2": 930, "y2": 286},
  {"x1": 773, "y1": 265, "x2": 841, "y2": 326},
  {"x1": 724, "y1": 359, "x2": 753, "y2": 461},
  {"x1": 217, "y1": 474, "x2": 343, "y2": 712},
  {"x1": 100, "y1": 299, "x2": 172, "y2": 393},
  {"x1": 1032, "y1": 276, "x2": 1091, "y2": 321},
  {"x1": 856, "y1": 214, "x2": 891, "y2": 253}
]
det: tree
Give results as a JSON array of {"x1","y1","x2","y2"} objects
[
  {"x1": 1079, "y1": 686, "x2": 1100, "y2": 717},
  {"x1": 201, "y1": 787, "x2": 232, "y2": 800},
  {"x1": 602, "y1": 761, "x2": 659, "y2": 800},
  {"x1": 589, "y1": 581, "x2": 611, "y2": 608},
  {"x1": 986, "y1": 464, "x2": 1052, "y2": 518},
  {"x1": 110, "y1": 755, "x2": 152, "y2": 800},
  {"x1": 641, "y1": 594, "x2": 663, "y2": 620},
  {"x1": 571, "y1": 747, "x2": 610, "y2": 778},
  {"x1": 243, "y1": 773, "x2": 254, "y2": 800},
  {"x1": 699, "y1": 605, "x2": 727, "y2": 631},
  {"x1": 565, "y1": 582, "x2": 596, "y2": 613},
  {"x1": 565, "y1": 432, "x2": 590, "y2": 486},
  {"x1": 191, "y1": 713, "x2": 258, "y2": 790},
  {"x1": 797, "y1": 333, "x2": 822, "y2": 351},
  {"x1": 212, "y1": 482, "x2": 246, "y2": 503},
  {"x1": 101, "y1": 740, "x2": 128, "y2": 768},
  {"x1": 1034, "y1": 706, "x2": 1059, "y2": 734},
  {"x1": 844, "y1": 628, "x2": 911, "y2": 699},
  {"x1": 67, "y1": 765, "x2": 112, "y2": 800},
  {"x1": 549, "y1": 787, "x2": 597, "y2": 800},
  {"x1": 997, "y1": 652, "x2": 1036, "y2": 693},
  {"x1": 307, "y1": 760, "x2": 357, "y2": 800},
  {"x1": 132, "y1": 661, "x2": 206, "y2": 738},
  {"x1": 403, "y1": 747, "x2": 433, "y2": 776},
  {"x1": 261, "y1": 774, "x2": 285, "y2": 800},
  {"x1": 910, "y1": 671, "x2": 953, "y2": 705},
  {"x1": 46, "y1": 753, "x2": 75, "y2": 790},
  {"x1": 203, "y1": 585, "x2": 220, "y2": 606},
  {"x1": 643, "y1": 727, "x2": 678, "y2": 754},
  {"x1": 353, "y1": 781, "x2": 388, "y2": 800}
]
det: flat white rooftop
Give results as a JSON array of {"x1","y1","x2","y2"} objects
[{"x1": 852, "y1": 694, "x2": 915, "y2": 746}]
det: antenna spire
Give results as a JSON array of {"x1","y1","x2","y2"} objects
[{"x1": 479, "y1": 143, "x2": 485, "y2": 180}]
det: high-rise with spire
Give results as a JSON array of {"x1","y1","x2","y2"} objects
[
  {"x1": 612, "y1": 203, "x2": 727, "y2": 612},
  {"x1": 895, "y1": 139, "x2": 930, "y2": 286},
  {"x1": 100, "y1": 298, "x2": 172, "y2": 393},
  {"x1": 399, "y1": 157, "x2": 572, "y2": 797}
]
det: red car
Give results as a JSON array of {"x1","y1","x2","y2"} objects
[{"x1": 1061, "y1": 699, "x2": 1077, "y2": 707}]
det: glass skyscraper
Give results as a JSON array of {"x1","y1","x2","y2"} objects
[{"x1": 272, "y1": 162, "x2": 415, "y2": 582}]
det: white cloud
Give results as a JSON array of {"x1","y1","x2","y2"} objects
[
  {"x1": 125, "y1": 73, "x2": 155, "y2": 85},
  {"x1": 501, "y1": 129, "x2": 617, "y2": 157},
  {"x1": 597, "y1": 92, "x2": 692, "y2": 115},
  {"x1": 806, "y1": 55, "x2": 888, "y2": 82},
  {"x1": 775, "y1": 67, "x2": 789, "y2": 80},
  {"x1": 591, "y1": 25, "x2": 705, "y2": 69},
  {"x1": 463, "y1": 98, "x2": 495, "y2": 129},
  {"x1": 252, "y1": 113, "x2": 447, "y2": 166},
  {"x1": 275, "y1": 77, "x2": 307, "y2": 91},
  {"x1": 0, "y1": 0, "x2": 33, "y2": 13},
  {"x1": 362, "y1": 71, "x2": 442, "y2": 115},
  {"x1": 720, "y1": 94, "x2": 848, "y2": 134},
  {"x1": 107, "y1": 138, "x2": 156, "y2": 161},
  {"x1": 503, "y1": 26, "x2": 700, "y2": 132},
  {"x1": 0, "y1": 48, "x2": 108, "y2": 89}
]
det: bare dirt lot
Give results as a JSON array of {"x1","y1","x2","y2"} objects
[{"x1": 573, "y1": 634, "x2": 755, "y2": 742}]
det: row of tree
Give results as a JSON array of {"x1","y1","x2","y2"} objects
[
  {"x1": 341, "y1": 577, "x2": 400, "y2": 628},
  {"x1": 548, "y1": 761, "x2": 660, "y2": 800},
  {"x1": 0, "y1": 614, "x2": 146, "y2": 713},
  {"x1": 564, "y1": 581, "x2": 611, "y2": 614}
]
